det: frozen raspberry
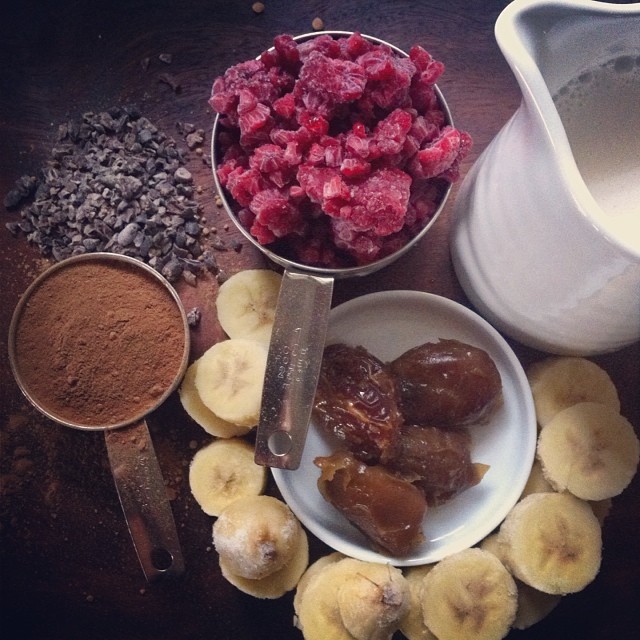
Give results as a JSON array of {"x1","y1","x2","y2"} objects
[
  {"x1": 210, "y1": 33, "x2": 472, "y2": 269},
  {"x1": 249, "y1": 188, "x2": 303, "y2": 239},
  {"x1": 373, "y1": 108, "x2": 413, "y2": 156},
  {"x1": 273, "y1": 92, "x2": 296, "y2": 119},
  {"x1": 405, "y1": 180, "x2": 444, "y2": 228},
  {"x1": 331, "y1": 218, "x2": 384, "y2": 264},
  {"x1": 298, "y1": 51, "x2": 367, "y2": 109},
  {"x1": 344, "y1": 168, "x2": 411, "y2": 236},
  {"x1": 225, "y1": 167, "x2": 266, "y2": 207},
  {"x1": 340, "y1": 157, "x2": 371, "y2": 178},
  {"x1": 342, "y1": 32, "x2": 374, "y2": 58},
  {"x1": 409, "y1": 126, "x2": 467, "y2": 180},
  {"x1": 297, "y1": 35, "x2": 341, "y2": 61},
  {"x1": 409, "y1": 45, "x2": 445, "y2": 83},
  {"x1": 273, "y1": 34, "x2": 301, "y2": 69},
  {"x1": 249, "y1": 143, "x2": 295, "y2": 188},
  {"x1": 360, "y1": 52, "x2": 416, "y2": 110}
]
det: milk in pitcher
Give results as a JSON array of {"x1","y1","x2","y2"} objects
[{"x1": 554, "y1": 55, "x2": 640, "y2": 252}]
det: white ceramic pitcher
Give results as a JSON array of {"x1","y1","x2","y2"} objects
[{"x1": 451, "y1": 0, "x2": 640, "y2": 355}]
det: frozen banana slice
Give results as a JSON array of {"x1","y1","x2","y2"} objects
[
  {"x1": 420, "y1": 547, "x2": 517, "y2": 640},
  {"x1": 213, "y1": 495, "x2": 302, "y2": 580},
  {"x1": 216, "y1": 269, "x2": 282, "y2": 344},
  {"x1": 295, "y1": 558, "x2": 357, "y2": 640},
  {"x1": 512, "y1": 579, "x2": 562, "y2": 631},
  {"x1": 537, "y1": 402, "x2": 639, "y2": 501},
  {"x1": 399, "y1": 564, "x2": 436, "y2": 640},
  {"x1": 527, "y1": 356, "x2": 620, "y2": 427},
  {"x1": 179, "y1": 358, "x2": 253, "y2": 437},
  {"x1": 337, "y1": 561, "x2": 410, "y2": 640},
  {"x1": 188, "y1": 438, "x2": 266, "y2": 516},
  {"x1": 219, "y1": 526, "x2": 309, "y2": 599},
  {"x1": 194, "y1": 338, "x2": 267, "y2": 427},
  {"x1": 296, "y1": 557, "x2": 409, "y2": 640},
  {"x1": 499, "y1": 492, "x2": 602, "y2": 595},
  {"x1": 294, "y1": 552, "x2": 345, "y2": 621}
]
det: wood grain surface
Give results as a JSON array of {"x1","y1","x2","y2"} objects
[{"x1": 1, "y1": 1, "x2": 638, "y2": 639}]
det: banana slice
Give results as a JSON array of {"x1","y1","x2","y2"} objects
[
  {"x1": 213, "y1": 495, "x2": 303, "y2": 580},
  {"x1": 478, "y1": 534, "x2": 561, "y2": 630},
  {"x1": 296, "y1": 557, "x2": 409, "y2": 640},
  {"x1": 219, "y1": 527, "x2": 309, "y2": 599},
  {"x1": 400, "y1": 565, "x2": 437, "y2": 640},
  {"x1": 537, "y1": 402, "x2": 640, "y2": 501},
  {"x1": 194, "y1": 338, "x2": 267, "y2": 426},
  {"x1": 512, "y1": 580, "x2": 561, "y2": 631},
  {"x1": 188, "y1": 438, "x2": 266, "y2": 516},
  {"x1": 216, "y1": 269, "x2": 282, "y2": 344},
  {"x1": 420, "y1": 547, "x2": 517, "y2": 640},
  {"x1": 337, "y1": 561, "x2": 410, "y2": 640},
  {"x1": 294, "y1": 552, "x2": 345, "y2": 622},
  {"x1": 527, "y1": 356, "x2": 620, "y2": 427},
  {"x1": 295, "y1": 557, "x2": 358, "y2": 640},
  {"x1": 519, "y1": 459, "x2": 554, "y2": 499},
  {"x1": 499, "y1": 492, "x2": 602, "y2": 595},
  {"x1": 179, "y1": 358, "x2": 253, "y2": 438},
  {"x1": 478, "y1": 532, "x2": 509, "y2": 564}
]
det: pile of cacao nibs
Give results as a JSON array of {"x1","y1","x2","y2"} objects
[{"x1": 4, "y1": 106, "x2": 211, "y2": 283}]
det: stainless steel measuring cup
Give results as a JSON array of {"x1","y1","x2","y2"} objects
[
  {"x1": 212, "y1": 31, "x2": 455, "y2": 470},
  {"x1": 8, "y1": 253, "x2": 190, "y2": 581}
]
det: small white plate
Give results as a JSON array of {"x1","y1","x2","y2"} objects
[{"x1": 272, "y1": 290, "x2": 536, "y2": 566}]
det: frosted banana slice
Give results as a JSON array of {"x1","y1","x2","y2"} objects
[
  {"x1": 420, "y1": 548, "x2": 517, "y2": 640},
  {"x1": 337, "y1": 561, "x2": 410, "y2": 640},
  {"x1": 296, "y1": 557, "x2": 409, "y2": 640},
  {"x1": 527, "y1": 356, "x2": 620, "y2": 427},
  {"x1": 294, "y1": 552, "x2": 345, "y2": 621},
  {"x1": 219, "y1": 526, "x2": 309, "y2": 599},
  {"x1": 295, "y1": 557, "x2": 358, "y2": 640},
  {"x1": 216, "y1": 269, "x2": 282, "y2": 344},
  {"x1": 537, "y1": 402, "x2": 639, "y2": 501},
  {"x1": 399, "y1": 565, "x2": 436, "y2": 640},
  {"x1": 213, "y1": 495, "x2": 303, "y2": 580},
  {"x1": 179, "y1": 358, "x2": 253, "y2": 438},
  {"x1": 499, "y1": 492, "x2": 602, "y2": 595},
  {"x1": 512, "y1": 580, "x2": 561, "y2": 631},
  {"x1": 188, "y1": 438, "x2": 266, "y2": 516},
  {"x1": 194, "y1": 338, "x2": 267, "y2": 426}
]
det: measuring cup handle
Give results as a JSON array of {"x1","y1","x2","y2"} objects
[
  {"x1": 104, "y1": 420, "x2": 185, "y2": 581},
  {"x1": 254, "y1": 270, "x2": 334, "y2": 470}
]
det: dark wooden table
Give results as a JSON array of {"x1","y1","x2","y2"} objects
[{"x1": 1, "y1": 1, "x2": 638, "y2": 638}]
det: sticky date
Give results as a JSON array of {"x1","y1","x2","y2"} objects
[
  {"x1": 389, "y1": 339, "x2": 502, "y2": 427},
  {"x1": 313, "y1": 343, "x2": 403, "y2": 464},
  {"x1": 387, "y1": 425, "x2": 487, "y2": 506},
  {"x1": 315, "y1": 450, "x2": 427, "y2": 557}
]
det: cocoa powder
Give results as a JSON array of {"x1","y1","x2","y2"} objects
[{"x1": 12, "y1": 256, "x2": 187, "y2": 427}]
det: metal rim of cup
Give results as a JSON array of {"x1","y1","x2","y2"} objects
[
  {"x1": 211, "y1": 30, "x2": 455, "y2": 279},
  {"x1": 7, "y1": 252, "x2": 191, "y2": 432}
]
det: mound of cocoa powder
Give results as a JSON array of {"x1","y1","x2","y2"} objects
[{"x1": 11, "y1": 256, "x2": 187, "y2": 427}]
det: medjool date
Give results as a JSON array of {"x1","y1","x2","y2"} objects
[
  {"x1": 313, "y1": 343, "x2": 403, "y2": 464},
  {"x1": 387, "y1": 425, "x2": 488, "y2": 506},
  {"x1": 389, "y1": 339, "x2": 502, "y2": 427},
  {"x1": 315, "y1": 451, "x2": 426, "y2": 557}
]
